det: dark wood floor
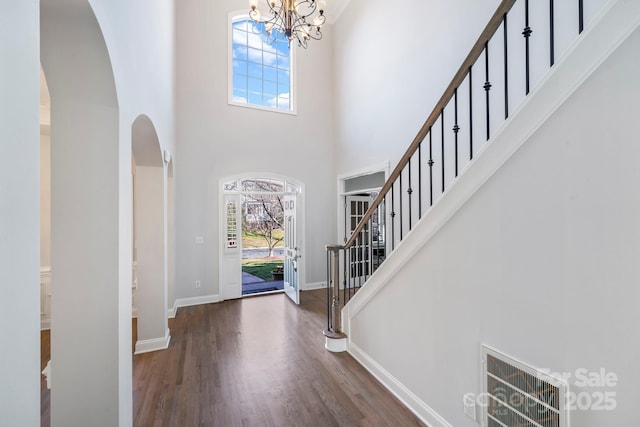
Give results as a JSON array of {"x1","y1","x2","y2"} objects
[{"x1": 41, "y1": 290, "x2": 425, "y2": 427}]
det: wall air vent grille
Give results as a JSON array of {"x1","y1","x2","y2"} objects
[{"x1": 482, "y1": 346, "x2": 568, "y2": 427}]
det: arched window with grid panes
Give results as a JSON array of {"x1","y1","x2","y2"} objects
[{"x1": 229, "y1": 15, "x2": 294, "y2": 113}]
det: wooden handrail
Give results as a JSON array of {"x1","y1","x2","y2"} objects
[{"x1": 341, "y1": 0, "x2": 517, "y2": 251}]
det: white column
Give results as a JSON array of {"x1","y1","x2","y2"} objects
[
  {"x1": 0, "y1": 1, "x2": 41, "y2": 425},
  {"x1": 134, "y1": 166, "x2": 170, "y2": 353},
  {"x1": 50, "y1": 99, "x2": 121, "y2": 427}
]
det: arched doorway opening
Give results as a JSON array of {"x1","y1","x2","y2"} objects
[
  {"x1": 40, "y1": 0, "x2": 130, "y2": 425},
  {"x1": 132, "y1": 115, "x2": 170, "y2": 354}
]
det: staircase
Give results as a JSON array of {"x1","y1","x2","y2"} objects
[
  {"x1": 324, "y1": 0, "x2": 640, "y2": 424},
  {"x1": 326, "y1": 0, "x2": 601, "y2": 343}
]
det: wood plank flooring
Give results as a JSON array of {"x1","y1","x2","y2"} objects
[{"x1": 41, "y1": 290, "x2": 425, "y2": 427}]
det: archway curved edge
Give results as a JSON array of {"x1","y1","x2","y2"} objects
[{"x1": 40, "y1": 1, "x2": 131, "y2": 426}]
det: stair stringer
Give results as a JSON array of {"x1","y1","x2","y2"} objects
[{"x1": 340, "y1": 1, "x2": 640, "y2": 426}]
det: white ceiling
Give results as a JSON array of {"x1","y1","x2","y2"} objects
[{"x1": 325, "y1": 0, "x2": 350, "y2": 24}]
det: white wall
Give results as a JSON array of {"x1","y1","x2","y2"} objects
[
  {"x1": 82, "y1": 1, "x2": 175, "y2": 423},
  {"x1": 90, "y1": 0, "x2": 176, "y2": 157},
  {"x1": 0, "y1": 1, "x2": 41, "y2": 425},
  {"x1": 347, "y1": 20, "x2": 640, "y2": 427},
  {"x1": 37, "y1": 0, "x2": 176, "y2": 425},
  {"x1": 332, "y1": 0, "x2": 608, "y2": 178},
  {"x1": 175, "y1": 0, "x2": 336, "y2": 300},
  {"x1": 333, "y1": 0, "x2": 501, "y2": 176},
  {"x1": 134, "y1": 166, "x2": 169, "y2": 351}
]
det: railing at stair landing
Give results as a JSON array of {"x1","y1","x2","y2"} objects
[{"x1": 325, "y1": 0, "x2": 591, "y2": 342}]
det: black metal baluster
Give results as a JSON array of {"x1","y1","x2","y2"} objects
[
  {"x1": 391, "y1": 184, "x2": 395, "y2": 251},
  {"x1": 342, "y1": 250, "x2": 347, "y2": 306},
  {"x1": 484, "y1": 42, "x2": 492, "y2": 141},
  {"x1": 578, "y1": 0, "x2": 584, "y2": 33},
  {"x1": 453, "y1": 88, "x2": 459, "y2": 177},
  {"x1": 441, "y1": 109, "x2": 445, "y2": 193},
  {"x1": 550, "y1": 0, "x2": 555, "y2": 66},
  {"x1": 469, "y1": 67, "x2": 474, "y2": 160},
  {"x1": 523, "y1": 0, "x2": 532, "y2": 95},
  {"x1": 347, "y1": 247, "x2": 352, "y2": 299},
  {"x1": 504, "y1": 14, "x2": 509, "y2": 119},
  {"x1": 428, "y1": 129, "x2": 434, "y2": 205},
  {"x1": 360, "y1": 233, "x2": 364, "y2": 288},
  {"x1": 375, "y1": 203, "x2": 381, "y2": 272},
  {"x1": 348, "y1": 247, "x2": 352, "y2": 299},
  {"x1": 367, "y1": 216, "x2": 373, "y2": 278},
  {"x1": 342, "y1": 249, "x2": 351, "y2": 303},
  {"x1": 357, "y1": 233, "x2": 362, "y2": 289},
  {"x1": 399, "y1": 172, "x2": 403, "y2": 241},
  {"x1": 408, "y1": 158, "x2": 413, "y2": 231},
  {"x1": 343, "y1": 196, "x2": 347, "y2": 243},
  {"x1": 418, "y1": 143, "x2": 422, "y2": 219},
  {"x1": 352, "y1": 244, "x2": 356, "y2": 297}
]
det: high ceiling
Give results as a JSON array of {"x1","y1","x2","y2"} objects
[
  {"x1": 325, "y1": 0, "x2": 350, "y2": 24},
  {"x1": 37, "y1": 0, "x2": 351, "y2": 127}
]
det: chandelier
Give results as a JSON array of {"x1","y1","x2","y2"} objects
[{"x1": 249, "y1": 0, "x2": 327, "y2": 49}]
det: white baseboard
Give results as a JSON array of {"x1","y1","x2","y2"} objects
[
  {"x1": 303, "y1": 281, "x2": 326, "y2": 291},
  {"x1": 173, "y1": 294, "x2": 220, "y2": 315},
  {"x1": 134, "y1": 329, "x2": 171, "y2": 355},
  {"x1": 167, "y1": 300, "x2": 177, "y2": 319},
  {"x1": 349, "y1": 342, "x2": 452, "y2": 427},
  {"x1": 41, "y1": 319, "x2": 51, "y2": 331}
]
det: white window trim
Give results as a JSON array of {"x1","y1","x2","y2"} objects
[{"x1": 227, "y1": 11, "x2": 298, "y2": 115}]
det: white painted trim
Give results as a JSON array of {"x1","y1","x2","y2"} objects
[
  {"x1": 302, "y1": 281, "x2": 325, "y2": 291},
  {"x1": 337, "y1": 161, "x2": 390, "y2": 182},
  {"x1": 167, "y1": 299, "x2": 177, "y2": 319},
  {"x1": 341, "y1": 187, "x2": 382, "y2": 197},
  {"x1": 41, "y1": 319, "x2": 51, "y2": 331},
  {"x1": 40, "y1": 267, "x2": 52, "y2": 277},
  {"x1": 336, "y1": 162, "x2": 391, "y2": 243},
  {"x1": 344, "y1": 0, "x2": 640, "y2": 322},
  {"x1": 349, "y1": 342, "x2": 452, "y2": 427},
  {"x1": 134, "y1": 328, "x2": 171, "y2": 355},
  {"x1": 174, "y1": 294, "x2": 221, "y2": 312}
]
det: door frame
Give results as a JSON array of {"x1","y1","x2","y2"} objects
[
  {"x1": 337, "y1": 162, "x2": 390, "y2": 245},
  {"x1": 219, "y1": 173, "x2": 305, "y2": 300}
]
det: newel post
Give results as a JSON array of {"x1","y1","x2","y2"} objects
[{"x1": 324, "y1": 244, "x2": 347, "y2": 352}]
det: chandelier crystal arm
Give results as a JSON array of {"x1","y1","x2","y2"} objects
[{"x1": 249, "y1": 0, "x2": 326, "y2": 48}]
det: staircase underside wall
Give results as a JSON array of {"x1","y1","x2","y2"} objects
[{"x1": 345, "y1": 4, "x2": 640, "y2": 426}]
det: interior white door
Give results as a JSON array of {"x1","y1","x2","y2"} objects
[
  {"x1": 283, "y1": 193, "x2": 300, "y2": 304},
  {"x1": 346, "y1": 195, "x2": 372, "y2": 280},
  {"x1": 220, "y1": 193, "x2": 242, "y2": 300}
]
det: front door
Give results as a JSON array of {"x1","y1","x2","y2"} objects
[
  {"x1": 283, "y1": 194, "x2": 300, "y2": 304},
  {"x1": 220, "y1": 194, "x2": 242, "y2": 300}
]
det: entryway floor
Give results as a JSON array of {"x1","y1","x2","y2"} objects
[{"x1": 242, "y1": 271, "x2": 284, "y2": 295}]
